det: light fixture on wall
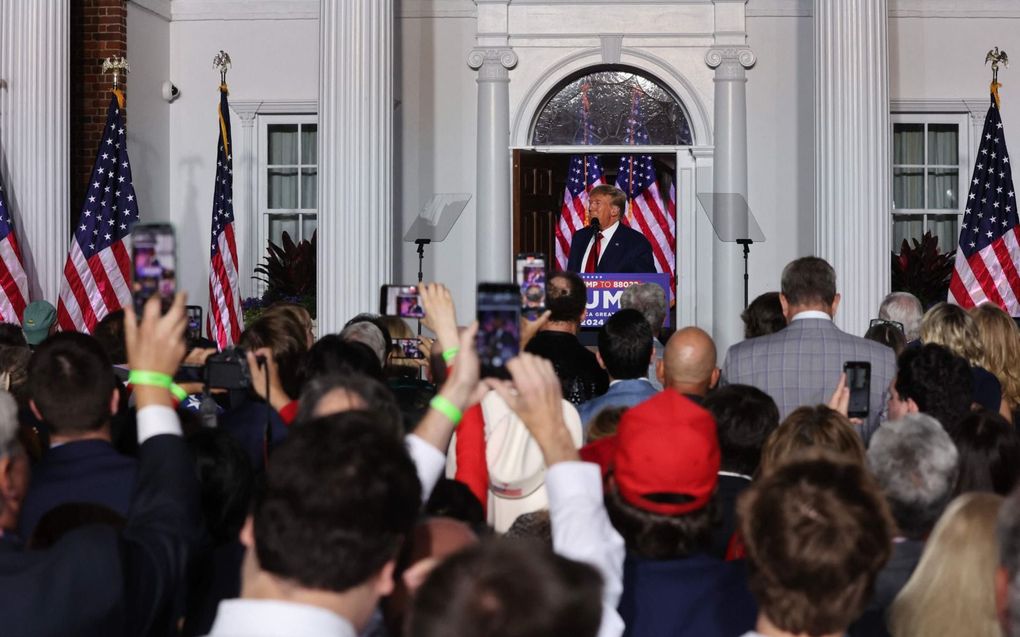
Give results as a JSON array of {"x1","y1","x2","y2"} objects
[{"x1": 161, "y1": 81, "x2": 180, "y2": 103}]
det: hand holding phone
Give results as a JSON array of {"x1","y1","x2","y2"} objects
[{"x1": 843, "y1": 361, "x2": 871, "y2": 419}]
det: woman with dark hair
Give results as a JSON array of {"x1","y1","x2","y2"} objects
[
  {"x1": 740, "y1": 292, "x2": 786, "y2": 340},
  {"x1": 952, "y1": 409, "x2": 1020, "y2": 496},
  {"x1": 865, "y1": 322, "x2": 907, "y2": 357}
]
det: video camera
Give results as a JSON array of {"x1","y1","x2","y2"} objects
[{"x1": 203, "y1": 347, "x2": 265, "y2": 391}]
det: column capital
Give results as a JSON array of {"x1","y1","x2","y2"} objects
[
  {"x1": 467, "y1": 47, "x2": 518, "y2": 81},
  {"x1": 705, "y1": 47, "x2": 757, "y2": 76}
]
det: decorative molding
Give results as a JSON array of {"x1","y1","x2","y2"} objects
[
  {"x1": 890, "y1": 0, "x2": 1020, "y2": 18},
  {"x1": 467, "y1": 47, "x2": 518, "y2": 81},
  {"x1": 127, "y1": 0, "x2": 171, "y2": 20},
  {"x1": 746, "y1": 0, "x2": 810, "y2": 17},
  {"x1": 510, "y1": 47, "x2": 713, "y2": 147},
  {"x1": 171, "y1": 0, "x2": 319, "y2": 21},
  {"x1": 890, "y1": 98, "x2": 987, "y2": 115},
  {"x1": 745, "y1": 0, "x2": 1020, "y2": 19},
  {"x1": 397, "y1": 0, "x2": 476, "y2": 18},
  {"x1": 600, "y1": 35, "x2": 623, "y2": 64},
  {"x1": 230, "y1": 99, "x2": 318, "y2": 117},
  {"x1": 705, "y1": 47, "x2": 757, "y2": 70}
]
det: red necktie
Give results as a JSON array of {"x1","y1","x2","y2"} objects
[{"x1": 584, "y1": 231, "x2": 604, "y2": 273}]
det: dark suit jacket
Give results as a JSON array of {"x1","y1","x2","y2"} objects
[
  {"x1": 566, "y1": 223, "x2": 655, "y2": 273},
  {"x1": 0, "y1": 434, "x2": 200, "y2": 637},
  {"x1": 220, "y1": 398, "x2": 289, "y2": 473},
  {"x1": 619, "y1": 552, "x2": 757, "y2": 637},
  {"x1": 708, "y1": 473, "x2": 752, "y2": 559},
  {"x1": 18, "y1": 439, "x2": 137, "y2": 541},
  {"x1": 721, "y1": 317, "x2": 897, "y2": 442},
  {"x1": 848, "y1": 539, "x2": 925, "y2": 637}
]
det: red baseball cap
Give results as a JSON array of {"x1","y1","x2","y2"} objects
[{"x1": 601, "y1": 390, "x2": 720, "y2": 516}]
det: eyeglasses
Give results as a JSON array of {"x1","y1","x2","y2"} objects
[{"x1": 869, "y1": 318, "x2": 904, "y2": 333}]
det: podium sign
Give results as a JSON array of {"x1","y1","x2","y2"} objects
[{"x1": 579, "y1": 272, "x2": 671, "y2": 329}]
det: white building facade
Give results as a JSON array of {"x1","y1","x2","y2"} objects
[{"x1": 3, "y1": 0, "x2": 1017, "y2": 350}]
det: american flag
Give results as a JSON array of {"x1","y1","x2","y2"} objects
[
  {"x1": 207, "y1": 85, "x2": 243, "y2": 349},
  {"x1": 949, "y1": 89, "x2": 1020, "y2": 313},
  {"x1": 555, "y1": 85, "x2": 605, "y2": 271},
  {"x1": 57, "y1": 92, "x2": 139, "y2": 333},
  {"x1": 0, "y1": 177, "x2": 29, "y2": 323},
  {"x1": 615, "y1": 91, "x2": 676, "y2": 286}
]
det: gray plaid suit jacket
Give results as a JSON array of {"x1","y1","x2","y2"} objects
[{"x1": 720, "y1": 317, "x2": 896, "y2": 442}]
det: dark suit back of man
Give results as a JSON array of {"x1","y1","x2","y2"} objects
[
  {"x1": 721, "y1": 318, "x2": 896, "y2": 441},
  {"x1": 566, "y1": 224, "x2": 655, "y2": 274},
  {"x1": 18, "y1": 439, "x2": 137, "y2": 541},
  {"x1": 0, "y1": 434, "x2": 198, "y2": 637}
]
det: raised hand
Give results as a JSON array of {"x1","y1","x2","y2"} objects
[
  {"x1": 124, "y1": 293, "x2": 188, "y2": 407},
  {"x1": 418, "y1": 283, "x2": 459, "y2": 354}
]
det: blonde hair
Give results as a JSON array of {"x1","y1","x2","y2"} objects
[
  {"x1": 970, "y1": 303, "x2": 1020, "y2": 409},
  {"x1": 920, "y1": 302, "x2": 987, "y2": 367},
  {"x1": 759, "y1": 405, "x2": 866, "y2": 475},
  {"x1": 889, "y1": 493, "x2": 1004, "y2": 637}
]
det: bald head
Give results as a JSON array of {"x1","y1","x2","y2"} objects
[{"x1": 660, "y1": 327, "x2": 719, "y2": 396}]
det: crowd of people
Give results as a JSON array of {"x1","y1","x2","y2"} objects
[{"x1": 1, "y1": 255, "x2": 1020, "y2": 637}]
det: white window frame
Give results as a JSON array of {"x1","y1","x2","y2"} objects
[
  {"x1": 890, "y1": 112, "x2": 971, "y2": 247},
  {"x1": 256, "y1": 114, "x2": 318, "y2": 285}
]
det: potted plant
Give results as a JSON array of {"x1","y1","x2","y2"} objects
[
  {"x1": 243, "y1": 230, "x2": 317, "y2": 327},
  {"x1": 890, "y1": 231, "x2": 956, "y2": 310}
]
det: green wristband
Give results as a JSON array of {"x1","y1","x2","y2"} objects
[
  {"x1": 441, "y1": 347, "x2": 460, "y2": 364},
  {"x1": 129, "y1": 370, "x2": 188, "y2": 402},
  {"x1": 429, "y1": 394, "x2": 463, "y2": 425}
]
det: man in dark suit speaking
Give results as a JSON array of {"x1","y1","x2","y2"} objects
[{"x1": 567, "y1": 185, "x2": 655, "y2": 274}]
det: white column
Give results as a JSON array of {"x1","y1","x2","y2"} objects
[
  {"x1": 318, "y1": 0, "x2": 393, "y2": 333},
  {"x1": 706, "y1": 47, "x2": 755, "y2": 354},
  {"x1": 815, "y1": 0, "x2": 890, "y2": 336},
  {"x1": 230, "y1": 108, "x2": 257, "y2": 300},
  {"x1": 468, "y1": 47, "x2": 517, "y2": 281},
  {"x1": 0, "y1": 0, "x2": 70, "y2": 304}
]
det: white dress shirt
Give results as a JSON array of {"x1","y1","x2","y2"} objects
[
  {"x1": 581, "y1": 221, "x2": 620, "y2": 270},
  {"x1": 546, "y1": 462, "x2": 626, "y2": 637},
  {"x1": 137, "y1": 404, "x2": 183, "y2": 441},
  {"x1": 206, "y1": 599, "x2": 357, "y2": 637}
]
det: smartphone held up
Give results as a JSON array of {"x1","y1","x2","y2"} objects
[
  {"x1": 843, "y1": 361, "x2": 871, "y2": 419},
  {"x1": 380, "y1": 285, "x2": 425, "y2": 319},
  {"x1": 477, "y1": 283, "x2": 521, "y2": 379},
  {"x1": 131, "y1": 223, "x2": 176, "y2": 314},
  {"x1": 515, "y1": 252, "x2": 546, "y2": 319}
]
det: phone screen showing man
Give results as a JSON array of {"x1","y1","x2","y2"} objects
[
  {"x1": 381, "y1": 285, "x2": 425, "y2": 318},
  {"x1": 477, "y1": 284, "x2": 521, "y2": 379},
  {"x1": 515, "y1": 253, "x2": 546, "y2": 317},
  {"x1": 132, "y1": 224, "x2": 176, "y2": 315}
]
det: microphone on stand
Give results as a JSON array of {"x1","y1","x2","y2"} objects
[{"x1": 589, "y1": 217, "x2": 601, "y2": 232}]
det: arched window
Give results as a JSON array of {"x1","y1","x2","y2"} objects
[{"x1": 531, "y1": 66, "x2": 693, "y2": 146}]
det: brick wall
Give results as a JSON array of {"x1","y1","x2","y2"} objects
[{"x1": 70, "y1": 0, "x2": 127, "y2": 226}]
